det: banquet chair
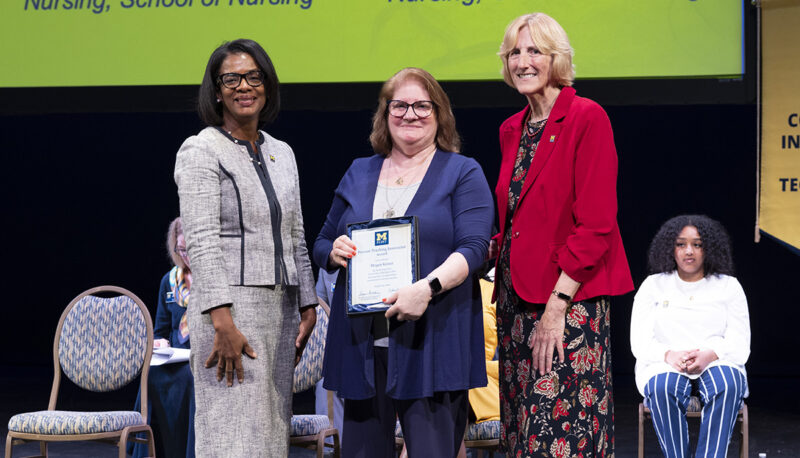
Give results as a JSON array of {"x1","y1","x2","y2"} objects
[
  {"x1": 638, "y1": 396, "x2": 749, "y2": 458},
  {"x1": 291, "y1": 305, "x2": 340, "y2": 458},
  {"x1": 5, "y1": 285, "x2": 155, "y2": 458},
  {"x1": 395, "y1": 419, "x2": 501, "y2": 458},
  {"x1": 464, "y1": 420, "x2": 501, "y2": 458}
]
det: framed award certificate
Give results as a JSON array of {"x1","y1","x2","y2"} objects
[{"x1": 345, "y1": 216, "x2": 419, "y2": 315}]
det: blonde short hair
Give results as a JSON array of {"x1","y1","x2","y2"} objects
[
  {"x1": 369, "y1": 67, "x2": 461, "y2": 157},
  {"x1": 498, "y1": 13, "x2": 575, "y2": 89}
]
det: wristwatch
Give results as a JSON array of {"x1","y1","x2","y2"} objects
[
  {"x1": 552, "y1": 289, "x2": 573, "y2": 303},
  {"x1": 427, "y1": 276, "x2": 443, "y2": 296}
]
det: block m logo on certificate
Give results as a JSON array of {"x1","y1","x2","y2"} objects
[{"x1": 375, "y1": 231, "x2": 389, "y2": 246}]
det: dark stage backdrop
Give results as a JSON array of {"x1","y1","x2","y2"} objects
[{"x1": 1, "y1": 92, "x2": 797, "y2": 411}]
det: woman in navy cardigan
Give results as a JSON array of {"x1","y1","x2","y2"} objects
[{"x1": 314, "y1": 67, "x2": 494, "y2": 458}]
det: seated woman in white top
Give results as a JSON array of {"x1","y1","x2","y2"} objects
[{"x1": 630, "y1": 214, "x2": 750, "y2": 458}]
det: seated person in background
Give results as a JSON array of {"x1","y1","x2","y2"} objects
[
  {"x1": 631, "y1": 215, "x2": 750, "y2": 458},
  {"x1": 468, "y1": 268, "x2": 500, "y2": 426},
  {"x1": 131, "y1": 217, "x2": 196, "y2": 458},
  {"x1": 315, "y1": 268, "x2": 344, "y2": 442}
]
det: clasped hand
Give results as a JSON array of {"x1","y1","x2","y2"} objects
[{"x1": 665, "y1": 349, "x2": 718, "y2": 375}]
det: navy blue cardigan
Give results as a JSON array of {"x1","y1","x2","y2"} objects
[{"x1": 313, "y1": 151, "x2": 494, "y2": 400}]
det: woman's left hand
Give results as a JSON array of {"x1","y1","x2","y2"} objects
[
  {"x1": 384, "y1": 280, "x2": 432, "y2": 321},
  {"x1": 531, "y1": 296, "x2": 568, "y2": 376},
  {"x1": 684, "y1": 349, "x2": 718, "y2": 375},
  {"x1": 295, "y1": 305, "x2": 317, "y2": 365}
]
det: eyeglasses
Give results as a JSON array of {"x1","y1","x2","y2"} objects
[
  {"x1": 387, "y1": 100, "x2": 434, "y2": 118},
  {"x1": 217, "y1": 70, "x2": 265, "y2": 89},
  {"x1": 175, "y1": 244, "x2": 188, "y2": 256}
]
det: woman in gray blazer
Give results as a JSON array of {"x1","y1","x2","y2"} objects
[{"x1": 174, "y1": 39, "x2": 317, "y2": 457}]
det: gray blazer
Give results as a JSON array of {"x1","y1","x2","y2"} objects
[{"x1": 174, "y1": 127, "x2": 316, "y2": 313}]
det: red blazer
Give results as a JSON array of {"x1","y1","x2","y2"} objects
[{"x1": 494, "y1": 87, "x2": 633, "y2": 303}]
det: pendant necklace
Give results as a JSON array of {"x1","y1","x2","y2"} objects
[
  {"x1": 389, "y1": 155, "x2": 408, "y2": 185},
  {"x1": 384, "y1": 182, "x2": 418, "y2": 218},
  {"x1": 383, "y1": 153, "x2": 428, "y2": 217}
]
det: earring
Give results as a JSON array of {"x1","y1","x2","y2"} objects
[{"x1": 216, "y1": 98, "x2": 221, "y2": 103}]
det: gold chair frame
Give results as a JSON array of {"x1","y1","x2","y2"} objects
[
  {"x1": 464, "y1": 434, "x2": 500, "y2": 458},
  {"x1": 289, "y1": 390, "x2": 340, "y2": 458},
  {"x1": 5, "y1": 285, "x2": 156, "y2": 458}
]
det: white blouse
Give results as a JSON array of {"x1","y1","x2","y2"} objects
[{"x1": 630, "y1": 271, "x2": 751, "y2": 396}]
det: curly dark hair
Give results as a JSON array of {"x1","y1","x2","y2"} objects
[{"x1": 647, "y1": 214, "x2": 735, "y2": 277}]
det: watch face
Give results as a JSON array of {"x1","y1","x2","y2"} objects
[{"x1": 428, "y1": 277, "x2": 442, "y2": 294}]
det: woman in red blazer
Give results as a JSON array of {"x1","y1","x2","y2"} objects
[{"x1": 492, "y1": 13, "x2": 633, "y2": 456}]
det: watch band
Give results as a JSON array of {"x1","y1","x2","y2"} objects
[
  {"x1": 427, "y1": 276, "x2": 443, "y2": 296},
  {"x1": 552, "y1": 289, "x2": 573, "y2": 303}
]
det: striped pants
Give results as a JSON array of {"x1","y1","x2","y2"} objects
[{"x1": 644, "y1": 365, "x2": 747, "y2": 458}]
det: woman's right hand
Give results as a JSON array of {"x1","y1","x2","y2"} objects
[
  {"x1": 206, "y1": 307, "x2": 258, "y2": 387},
  {"x1": 328, "y1": 235, "x2": 357, "y2": 269}
]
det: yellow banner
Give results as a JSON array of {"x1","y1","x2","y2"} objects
[{"x1": 759, "y1": 0, "x2": 800, "y2": 252}]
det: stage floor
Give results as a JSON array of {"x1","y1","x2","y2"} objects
[{"x1": 2, "y1": 369, "x2": 798, "y2": 457}]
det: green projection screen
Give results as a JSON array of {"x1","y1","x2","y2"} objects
[{"x1": 1, "y1": 0, "x2": 743, "y2": 87}]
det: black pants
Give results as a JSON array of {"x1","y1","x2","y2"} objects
[{"x1": 342, "y1": 347, "x2": 468, "y2": 458}]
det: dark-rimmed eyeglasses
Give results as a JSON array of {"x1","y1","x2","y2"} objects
[
  {"x1": 217, "y1": 70, "x2": 265, "y2": 89},
  {"x1": 387, "y1": 100, "x2": 434, "y2": 118}
]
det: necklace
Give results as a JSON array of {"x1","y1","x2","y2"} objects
[
  {"x1": 389, "y1": 155, "x2": 410, "y2": 185},
  {"x1": 246, "y1": 152, "x2": 262, "y2": 166},
  {"x1": 383, "y1": 182, "x2": 420, "y2": 218},
  {"x1": 524, "y1": 116, "x2": 548, "y2": 139},
  {"x1": 383, "y1": 156, "x2": 425, "y2": 218},
  {"x1": 382, "y1": 150, "x2": 433, "y2": 217},
  {"x1": 388, "y1": 148, "x2": 435, "y2": 184},
  {"x1": 227, "y1": 130, "x2": 263, "y2": 166}
]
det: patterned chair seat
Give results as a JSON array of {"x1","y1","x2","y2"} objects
[
  {"x1": 466, "y1": 420, "x2": 501, "y2": 441},
  {"x1": 395, "y1": 419, "x2": 501, "y2": 441},
  {"x1": 8, "y1": 410, "x2": 145, "y2": 435},
  {"x1": 291, "y1": 414, "x2": 332, "y2": 437},
  {"x1": 4, "y1": 287, "x2": 156, "y2": 458}
]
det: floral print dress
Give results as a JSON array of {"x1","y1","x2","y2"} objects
[{"x1": 497, "y1": 116, "x2": 614, "y2": 457}]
